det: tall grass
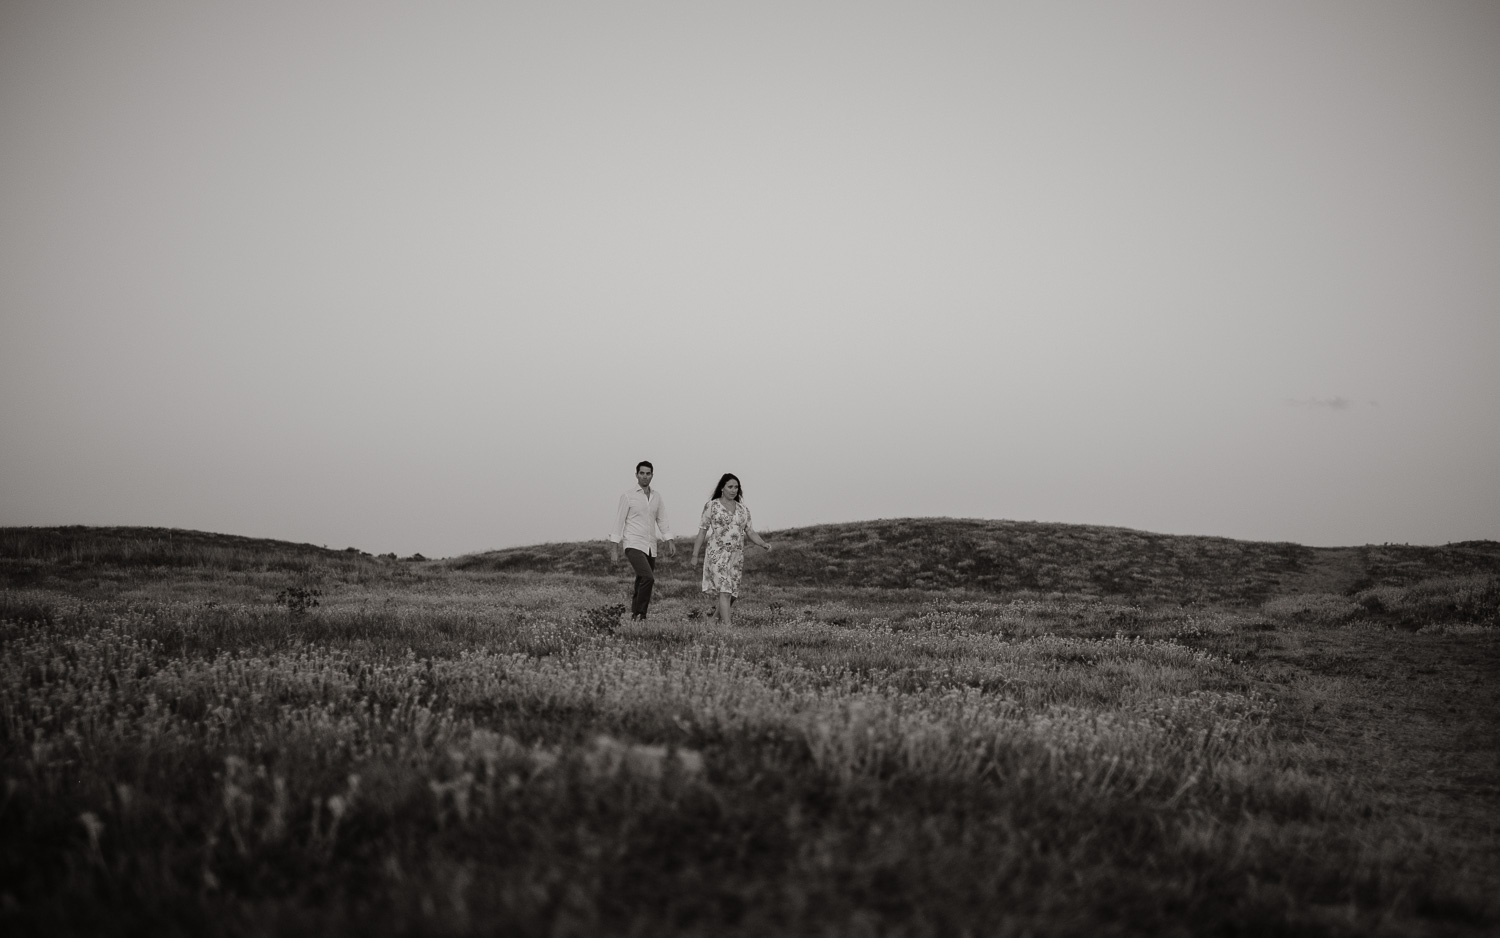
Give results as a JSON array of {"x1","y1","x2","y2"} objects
[{"x1": 2, "y1": 527, "x2": 1496, "y2": 935}]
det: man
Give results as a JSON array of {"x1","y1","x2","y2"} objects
[{"x1": 609, "y1": 460, "x2": 675, "y2": 620}]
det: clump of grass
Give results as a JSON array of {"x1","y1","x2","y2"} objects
[
  {"x1": 1352, "y1": 575, "x2": 1499, "y2": 629},
  {"x1": 578, "y1": 603, "x2": 626, "y2": 634},
  {"x1": 0, "y1": 590, "x2": 55, "y2": 625},
  {"x1": 1260, "y1": 575, "x2": 1500, "y2": 631},
  {"x1": 1262, "y1": 593, "x2": 1363, "y2": 625}
]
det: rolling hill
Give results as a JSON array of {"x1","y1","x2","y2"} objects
[
  {"x1": 5, "y1": 519, "x2": 1498, "y2": 607},
  {"x1": 446, "y1": 517, "x2": 1500, "y2": 605}
]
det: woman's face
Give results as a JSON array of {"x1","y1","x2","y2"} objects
[{"x1": 723, "y1": 479, "x2": 740, "y2": 500}]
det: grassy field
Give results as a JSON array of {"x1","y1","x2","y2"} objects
[{"x1": 2, "y1": 523, "x2": 1498, "y2": 936}]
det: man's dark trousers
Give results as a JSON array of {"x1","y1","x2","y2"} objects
[{"x1": 624, "y1": 548, "x2": 656, "y2": 619}]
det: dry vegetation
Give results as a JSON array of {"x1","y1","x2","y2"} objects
[{"x1": 2, "y1": 523, "x2": 1498, "y2": 936}]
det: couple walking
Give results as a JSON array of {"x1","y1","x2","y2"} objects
[{"x1": 608, "y1": 461, "x2": 772, "y2": 625}]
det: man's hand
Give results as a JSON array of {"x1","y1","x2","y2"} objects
[
  {"x1": 609, "y1": 545, "x2": 619, "y2": 564},
  {"x1": 666, "y1": 541, "x2": 677, "y2": 558}
]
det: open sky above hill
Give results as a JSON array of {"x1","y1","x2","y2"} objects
[{"x1": 2, "y1": 0, "x2": 1498, "y2": 557}]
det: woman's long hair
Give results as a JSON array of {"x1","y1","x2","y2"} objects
[{"x1": 711, "y1": 473, "x2": 742, "y2": 502}]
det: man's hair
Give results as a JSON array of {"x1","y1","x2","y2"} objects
[
  {"x1": 636, "y1": 461, "x2": 654, "y2": 473},
  {"x1": 711, "y1": 473, "x2": 742, "y2": 502}
]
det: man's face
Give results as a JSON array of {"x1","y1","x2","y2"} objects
[{"x1": 636, "y1": 466, "x2": 653, "y2": 488}]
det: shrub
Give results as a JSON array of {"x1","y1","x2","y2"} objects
[{"x1": 274, "y1": 585, "x2": 323, "y2": 617}]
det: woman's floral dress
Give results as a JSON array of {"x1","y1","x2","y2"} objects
[{"x1": 699, "y1": 499, "x2": 752, "y2": 596}]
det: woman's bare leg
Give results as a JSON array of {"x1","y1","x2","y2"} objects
[{"x1": 718, "y1": 591, "x2": 734, "y2": 626}]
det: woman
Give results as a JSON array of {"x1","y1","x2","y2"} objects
[{"x1": 691, "y1": 473, "x2": 772, "y2": 625}]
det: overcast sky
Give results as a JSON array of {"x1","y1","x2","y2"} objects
[{"x1": 2, "y1": 0, "x2": 1497, "y2": 557}]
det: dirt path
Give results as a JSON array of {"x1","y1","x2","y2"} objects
[
  {"x1": 1263, "y1": 623, "x2": 1500, "y2": 919},
  {"x1": 1281, "y1": 547, "x2": 1368, "y2": 595}
]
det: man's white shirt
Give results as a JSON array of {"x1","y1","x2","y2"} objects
[{"x1": 610, "y1": 487, "x2": 673, "y2": 556}]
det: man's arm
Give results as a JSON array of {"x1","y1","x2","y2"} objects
[
  {"x1": 608, "y1": 493, "x2": 629, "y2": 562},
  {"x1": 656, "y1": 495, "x2": 675, "y2": 556}
]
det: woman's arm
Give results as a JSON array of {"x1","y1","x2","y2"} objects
[
  {"x1": 746, "y1": 522, "x2": 772, "y2": 551},
  {"x1": 691, "y1": 501, "x2": 712, "y2": 565}
]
